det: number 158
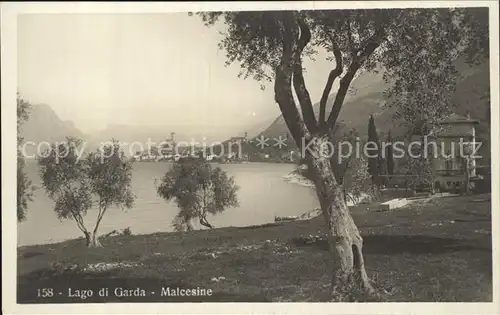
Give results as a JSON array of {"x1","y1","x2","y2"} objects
[{"x1": 37, "y1": 288, "x2": 54, "y2": 298}]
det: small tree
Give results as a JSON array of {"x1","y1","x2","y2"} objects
[
  {"x1": 343, "y1": 156, "x2": 373, "y2": 205},
  {"x1": 399, "y1": 153, "x2": 435, "y2": 193},
  {"x1": 38, "y1": 138, "x2": 135, "y2": 247},
  {"x1": 157, "y1": 159, "x2": 239, "y2": 231},
  {"x1": 17, "y1": 93, "x2": 35, "y2": 222}
]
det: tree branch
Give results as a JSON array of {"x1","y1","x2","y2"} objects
[
  {"x1": 319, "y1": 32, "x2": 343, "y2": 128},
  {"x1": 292, "y1": 13, "x2": 318, "y2": 133},
  {"x1": 346, "y1": 17, "x2": 355, "y2": 54},
  {"x1": 72, "y1": 211, "x2": 88, "y2": 235},
  {"x1": 59, "y1": 186, "x2": 89, "y2": 235},
  {"x1": 274, "y1": 12, "x2": 311, "y2": 147},
  {"x1": 93, "y1": 204, "x2": 107, "y2": 236},
  {"x1": 326, "y1": 28, "x2": 385, "y2": 128}
]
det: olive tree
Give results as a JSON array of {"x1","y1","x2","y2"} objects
[
  {"x1": 38, "y1": 138, "x2": 135, "y2": 247},
  {"x1": 157, "y1": 159, "x2": 239, "y2": 231},
  {"x1": 194, "y1": 8, "x2": 487, "y2": 296}
]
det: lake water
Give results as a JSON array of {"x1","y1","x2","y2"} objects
[{"x1": 17, "y1": 161, "x2": 320, "y2": 247}]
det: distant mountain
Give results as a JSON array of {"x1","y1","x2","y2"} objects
[
  {"x1": 261, "y1": 60, "x2": 490, "y2": 148},
  {"x1": 18, "y1": 104, "x2": 264, "y2": 158},
  {"x1": 88, "y1": 124, "x2": 176, "y2": 150},
  {"x1": 20, "y1": 103, "x2": 84, "y2": 146},
  {"x1": 245, "y1": 116, "x2": 279, "y2": 139}
]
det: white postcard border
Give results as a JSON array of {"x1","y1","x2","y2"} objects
[{"x1": 2, "y1": 1, "x2": 499, "y2": 314}]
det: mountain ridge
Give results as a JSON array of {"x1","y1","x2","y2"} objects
[{"x1": 260, "y1": 61, "x2": 490, "y2": 147}]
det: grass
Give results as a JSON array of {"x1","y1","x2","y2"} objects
[{"x1": 17, "y1": 193, "x2": 492, "y2": 303}]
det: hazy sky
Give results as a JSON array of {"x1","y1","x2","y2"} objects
[{"x1": 18, "y1": 13, "x2": 336, "y2": 139}]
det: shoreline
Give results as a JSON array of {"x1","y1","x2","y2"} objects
[
  {"x1": 18, "y1": 165, "x2": 366, "y2": 248},
  {"x1": 18, "y1": 165, "x2": 313, "y2": 249}
]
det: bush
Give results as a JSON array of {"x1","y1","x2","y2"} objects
[{"x1": 122, "y1": 227, "x2": 132, "y2": 236}]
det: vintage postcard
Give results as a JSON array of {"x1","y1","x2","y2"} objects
[{"x1": 2, "y1": 1, "x2": 499, "y2": 314}]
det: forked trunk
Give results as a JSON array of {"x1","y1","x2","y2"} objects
[
  {"x1": 89, "y1": 232, "x2": 102, "y2": 248},
  {"x1": 85, "y1": 227, "x2": 103, "y2": 248},
  {"x1": 89, "y1": 207, "x2": 106, "y2": 247},
  {"x1": 306, "y1": 135, "x2": 374, "y2": 299}
]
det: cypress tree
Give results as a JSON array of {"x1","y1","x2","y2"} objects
[
  {"x1": 367, "y1": 115, "x2": 380, "y2": 183},
  {"x1": 386, "y1": 130, "x2": 395, "y2": 176}
]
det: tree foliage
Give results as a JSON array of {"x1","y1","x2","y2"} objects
[
  {"x1": 38, "y1": 137, "x2": 135, "y2": 247},
  {"x1": 383, "y1": 8, "x2": 489, "y2": 140},
  {"x1": 17, "y1": 93, "x2": 35, "y2": 222},
  {"x1": 399, "y1": 152, "x2": 435, "y2": 192},
  {"x1": 157, "y1": 159, "x2": 239, "y2": 231},
  {"x1": 38, "y1": 137, "x2": 92, "y2": 229},
  {"x1": 196, "y1": 9, "x2": 487, "y2": 142}
]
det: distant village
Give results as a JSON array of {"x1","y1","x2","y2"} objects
[{"x1": 131, "y1": 131, "x2": 300, "y2": 164}]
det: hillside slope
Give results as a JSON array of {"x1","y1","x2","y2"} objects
[{"x1": 19, "y1": 104, "x2": 85, "y2": 157}]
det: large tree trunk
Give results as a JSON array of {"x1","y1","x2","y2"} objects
[
  {"x1": 306, "y1": 135, "x2": 374, "y2": 298},
  {"x1": 87, "y1": 225, "x2": 103, "y2": 248},
  {"x1": 84, "y1": 231, "x2": 102, "y2": 247},
  {"x1": 272, "y1": 12, "x2": 380, "y2": 300},
  {"x1": 89, "y1": 232, "x2": 102, "y2": 248}
]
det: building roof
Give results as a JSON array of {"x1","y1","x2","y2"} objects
[{"x1": 438, "y1": 113, "x2": 480, "y2": 124}]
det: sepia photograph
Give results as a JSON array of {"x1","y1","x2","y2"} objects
[{"x1": 2, "y1": 1, "x2": 499, "y2": 314}]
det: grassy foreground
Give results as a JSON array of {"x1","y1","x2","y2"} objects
[{"x1": 17, "y1": 194, "x2": 492, "y2": 303}]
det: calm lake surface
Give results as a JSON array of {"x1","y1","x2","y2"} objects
[{"x1": 18, "y1": 161, "x2": 319, "y2": 247}]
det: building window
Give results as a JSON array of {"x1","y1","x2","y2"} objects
[{"x1": 445, "y1": 158, "x2": 453, "y2": 171}]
